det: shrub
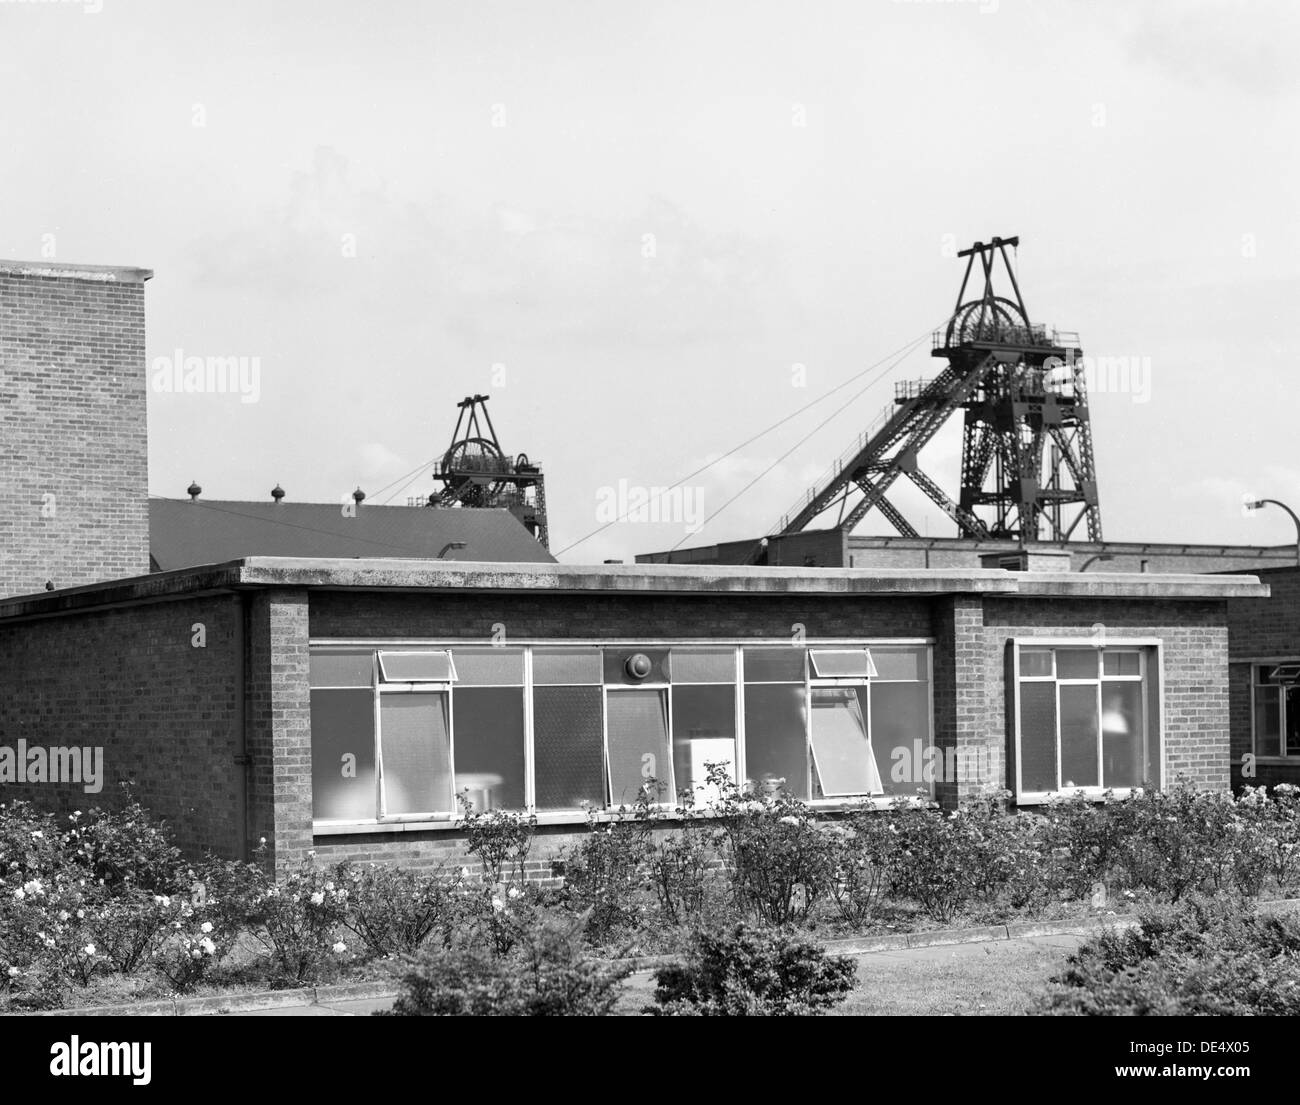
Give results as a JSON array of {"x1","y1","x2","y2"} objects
[
  {"x1": 244, "y1": 851, "x2": 351, "y2": 986},
  {"x1": 457, "y1": 800, "x2": 536, "y2": 887},
  {"x1": 383, "y1": 910, "x2": 631, "y2": 1016},
  {"x1": 558, "y1": 805, "x2": 654, "y2": 945},
  {"x1": 826, "y1": 812, "x2": 892, "y2": 929},
  {"x1": 1236, "y1": 784, "x2": 1300, "y2": 893},
  {"x1": 886, "y1": 796, "x2": 1020, "y2": 924},
  {"x1": 707, "y1": 773, "x2": 836, "y2": 926},
  {"x1": 0, "y1": 802, "x2": 64, "y2": 883},
  {"x1": 1040, "y1": 895, "x2": 1300, "y2": 1016},
  {"x1": 1038, "y1": 790, "x2": 1126, "y2": 901},
  {"x1": 336, "y1": 861, "x2": 465, "y2": 957},
  {"x1": 647, "y1": 817, "x2": 712, "y2": 929},
  {"x1": 87, "y1": 891, "x2": 177, "y2": 975},
  {"x1": 65, "y1": 790, "x2": 186, "y2": 896},
  {"x1": 1113, "y1": 782, "x2": 1258, "y2": 901},
  {"x1": 647, "y1": 922, "x2": 856, "y2": 1016}
]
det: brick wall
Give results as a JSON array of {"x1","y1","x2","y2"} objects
[
  {"x1": 983, "y1": 598, "x2": 1231, "y2": 792},
  {"x1": 1225, "y1": 568, "x2": 1300, "y2": 789},
  {"x1": 246, "y1": 590, "x2": 312, "y2": 871},
  {"x1": 309, "y1": 591, "x2": 934, "y2": 641},
  {"x1": 0, "y1": 594, "x2": 242, "y2": 857},
  {"x1": 0, "y1": 264, "x2": 151, "y2": 598}
]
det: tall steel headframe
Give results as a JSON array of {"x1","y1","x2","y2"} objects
[
  {"x1": 763, "y1": 236, "x2": 1102, "y2": 556},
  {"x1": 428, "y1": 393, "x2": 549, "y2": 548}
]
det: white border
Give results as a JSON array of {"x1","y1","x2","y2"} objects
[{"x1": 1010, "y1": 636, "x2": 1166, "y2": 805}]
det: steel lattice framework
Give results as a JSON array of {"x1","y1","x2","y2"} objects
[
  {"x1": 428, "y1": 394, "x2": 549, "y2": 548},
  {"x1": 765, "y1": 236, "x2": 1102, "y2": 553}
]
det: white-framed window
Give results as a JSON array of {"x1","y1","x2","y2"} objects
[
  {"x1": 307, "y1": 640, "x2": 934, "y2": 828},
  {"x1": 1251, "y1": 662, "x2": 1300, "y2": 759},
  {"x1": 1012, "y1": 641, "x2": 1161, "y2": 803}
]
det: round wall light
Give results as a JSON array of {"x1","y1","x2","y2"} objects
[{"x1": 625, "y1": 653, "x2": 653, "y2": 680}]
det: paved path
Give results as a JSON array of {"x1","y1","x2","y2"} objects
[{"x1": 224, "y1": 931, "x2": 1089, "y2": 1016}]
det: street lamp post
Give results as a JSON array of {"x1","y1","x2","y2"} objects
[
  {"x1": 1244, "y1": 498, "x2": 1300, "y2": 567},
  {"x1": 437, "y1": 541, "x2": 468, "y2": 560}
]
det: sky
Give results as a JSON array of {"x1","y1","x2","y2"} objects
[{"x1": 1, "y1": 0, "x2": 1297, "y2": 562}]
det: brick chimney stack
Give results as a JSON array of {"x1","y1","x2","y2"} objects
[{"x1": 0, "y1": 260, "x2": 152, "y2": 597}]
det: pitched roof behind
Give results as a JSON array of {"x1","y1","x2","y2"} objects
[{"x1": 149, "y1": 498, "x2": 555, "y2": 571}]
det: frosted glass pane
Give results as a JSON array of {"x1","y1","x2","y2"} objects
[
  {"x1": 311, "y1": 689, "x2": 375, "y2": 820},
  {"x1": 452, "y1": 649, "x2": 524, "y2": 686},
  {"x1": 310, "y1": 651, "x2": 373, "y2": 688},
  {"x1": 810, "y1": 686, "x2": 881, "y2": 796},
  {"x1": 380, "y1": 694, "x2": 452, "y2": 814},
  {"x1": 606, "y1": 689, "x2": 670, "y2": 806},
  {"x1": 1102, "y1": 681, "x2": 1143, "y2": 788},
  {"x1": 1060, "y1": 684, "x2": 1099, "y2": 788},
  {"x1": 742, "y1": 648, "x2": 805, "y2": 682},
  {"x1": 533, "y1": 649, "x2": 602, "y2": 686},
  {"x1": 533, "y1": 686, "x2": 606, "y2": 810},
  {"x1": 453, "y1": 687, "x2": 525, "y2": 811},
  {"x1": 870, "y1": 681, "x2": 931, "y2": 796},
  {"x1": 378, "y1": 651, "x2": 455, "y2": 683},
  {"x1": 1019, "y1": 649, "x2": 1053, "y2": 678},
  {"x1": 809, "y1": 649, "x2": 876, "y2": 678},
  {"x1": 872, "y1": 647, "x2": 926, "y2": 682},
  {"x1": 671, "y1": 684, "x2": 736, "y2": 804},
  {"x1": 744, "y1": 683, "x2": 807, "y2": 799},
  {"x1": 1019, "y1": 682, "x2": 1057, "y2": 792},
  {"x1": 1255, "y1": 687, "x2": 1281, "y2": 757},
  {"x1": 671, "y1": 648, "x2": 735, "y2": 684},
  {"x1": 1103, "y1": 651, "x2": 1141, "y2": 677},
  {"x1": 1056, "y1": 650, "x2": 1098, "y2": 680}
]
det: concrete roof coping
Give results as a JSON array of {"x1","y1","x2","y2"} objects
[
  {"x1": 0, "y1": 557, "x2": 1269, "y2": 620},
  {"x1": 0, "y1": 259, "x2": 153, "y2": 283}
]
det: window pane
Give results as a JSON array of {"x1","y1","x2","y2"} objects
[
  {"x1": 742, "y1": 647, "x2": 805, "y2": 682},
  {"x1": 606, "y1": 689, "x2": 670, "y2": 806},
  {"x1": 1102, "y1": 682, "x2": 1144, "y2": 787},
  {"x1": 1060, "y1": 684, "x2": 1100, "y2": 788},
  {"x1": 809, "y1": 649, "x2": 877, "y2": 679},
  {"x1": 533, "y1": 649, "x2": 602, "y2": 686},
  {"x1": 810, "y1": 686, "x2": 881, "y2": 796},
  {"x1": 452, "y1": 687, "x2": 525, "y2": 811},
  {"x1": 870, "y1": 681, "x2": 931, "y2": 796},
  {"x1": 1287, "y1": 687, "x2": 1300, "y2": 757},
  {"x1": 378, "y1": 650, "x2": 455, "y2": 683},
  {"x1": 872, "y1": 646, "x2": 926, "y2": 682},
  {"x1": 452, "y1": 648, "x2": 524, "y2": 686},
  {"x1": 311, "y1": 689, "x2": 375, "y2": 820},
  {"x1": 1020, "y1": 649, "x2": 1053, "y2": 678},
  {"x1": 1055, "y1": 649, "x2": 1098, "y2": 680},
  {"x1": 744, "y1": 683, "x2": 808, "y2": 799},
  {"x1": 671, "y1": 684, "x2": 736, "y2": 805},
  {"x1": 533, "y1": 685, "x2": 606, "y2": 810},
  {"x1": 310, "y1": 650, "x2": 373, "y2": 688},
  {"x1": 603, "y1": 649, "x2": 670, "y2": 685},
  {"x1": 1103, "y1": 651, "x2": 1141, "y2": 677},
  {"x1": 1019, "y1": 681, "x2": 1057, "y2": 791},
  {"x1": 671, "y1": 648, "x2": 735, "y2": 684},
  {"x1": 380, "y1": 693, "x2": 452, "y2": 814},
  {"x1": 1254, "y1": 686, "x2": 1281, "y2": 756}
]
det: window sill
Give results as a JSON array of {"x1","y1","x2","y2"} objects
[
  {"x1": 1015, "y1": 787, "x2": 1143, "y2": 806},
  {"x1": 1244, "y1": 757, "x2": 1300, "y2": 766},
  {"x1": 312, "y1": 795, "x2": 933, "y2": 835}
]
